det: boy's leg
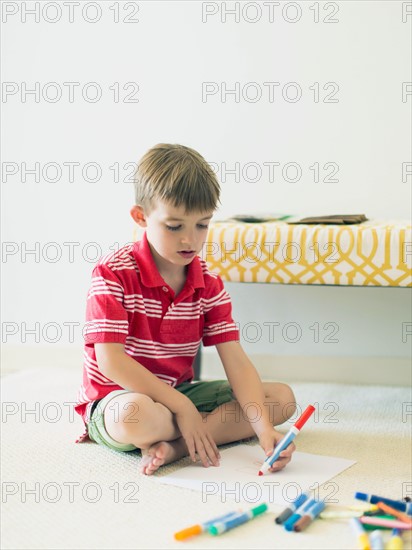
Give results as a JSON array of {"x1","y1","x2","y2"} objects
[
  {"x1": 103, "y1": 381, "x2": 295, "y2": 447},
  {"x1": 138, "y1": 381, "x2": 296, "y2": 475},
  {"x1": 102, "y1": 392, "x2": 189, "y2": 474},
  {"x1": 102, "y1": 382, "x2": 296, "y2": 474},
  {"x1": 200, "y1": 382, "x2": 296, "y2": 445},
  {"x1": 103, "y1": 392, "x2": 181, "y2": 449}
]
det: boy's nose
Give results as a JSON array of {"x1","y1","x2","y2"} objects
[
  {"x1": 181, "y1": 231, "x2": 195, "y2": 246},
  {"x1": 181, "y1": 236, "x2": 193, "y2": 247}
]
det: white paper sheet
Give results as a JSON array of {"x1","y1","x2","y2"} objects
[{"x1": 153, "y1": 444, "x2": 356, "y2": 511}]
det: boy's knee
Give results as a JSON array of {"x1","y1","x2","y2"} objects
[
  {"x1": 278, "y1": 383, "x2": 296, "y2": 419},
  {"x1": 265, "y1": 382, "x2": 297, "y2": 422},
  {"x1": 105, "y1": 393, "x2": 155, "y2": 442}
]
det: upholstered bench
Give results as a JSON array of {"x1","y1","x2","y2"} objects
[
  {"x1": 203, "y1": 219, "x2": 412, "y2": 287},
  {"x1": 134, "y1": 220, "x2": 411, "y2": 379}
]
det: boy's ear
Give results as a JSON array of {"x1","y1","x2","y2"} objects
[{"x1": 130, "y1": 205, "x2": 147, "y2": 227}]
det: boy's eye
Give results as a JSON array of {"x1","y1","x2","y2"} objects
[{"x1": 166, "y1": 224, "x2": 209, "y2": 231}]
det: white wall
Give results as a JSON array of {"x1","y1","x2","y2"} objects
[{"x1": 2, "y1": 1, "x2": 411, "y2": 380}]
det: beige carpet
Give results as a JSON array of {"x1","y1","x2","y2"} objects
[{"x1": 1, "y1": 367, "x2": 411, "y2": 549}]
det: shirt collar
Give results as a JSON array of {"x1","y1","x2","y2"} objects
[{"x1": 133, "y1": 231, "x2": 205, "y2": 290}]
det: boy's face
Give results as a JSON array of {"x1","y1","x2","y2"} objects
[{"x1": 131, "y1": 199, "x2": 213, "y2": 274}]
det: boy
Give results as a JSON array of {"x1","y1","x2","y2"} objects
[{"x1": 74, "y1": 143, "x2": 297, "y2": 475}]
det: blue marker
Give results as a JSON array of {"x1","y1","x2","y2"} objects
[
  {"x1": 275, "y1": 491, "x2": 311, "y2": 524},
  {"x1": 293, "y1": 500, "x2": 326, "y2": 532},
  {"x1": 208, "y1": 503, "x2": 268, "y2": 535},
  {"x1": 283, "y1": 498, "x2": 317, "y2": 532},
  {"x1": 355, "y1": 493, "x2": 412, "y2": 515}
]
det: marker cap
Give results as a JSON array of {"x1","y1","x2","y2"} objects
[
  {"x1": 294, "y1": 405, "x2": 316, "y2": 430},
  {"x1": 174, "y1": 525, "x2": 201, "y2": 540},
  {"x1": 251, "y1": 503, "x2": 268, "y2": 517}
]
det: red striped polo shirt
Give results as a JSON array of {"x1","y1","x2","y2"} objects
[{"x1": 74, "y1": 231, "x2": 240, "y2": 430}]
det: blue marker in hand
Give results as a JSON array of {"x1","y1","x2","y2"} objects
[{"x1": 258, "y1": 405, "x2": 316, "y2": 475}]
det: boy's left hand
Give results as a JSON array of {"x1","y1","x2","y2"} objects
[{"x1": 258, "y1": 429, "x2": 296, "y2": 472}]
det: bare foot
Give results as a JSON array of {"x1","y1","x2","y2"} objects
[{"x1": 139, "y1": 438, "x2": 188, "y2": 475}]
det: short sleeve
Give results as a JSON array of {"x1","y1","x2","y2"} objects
[
  {"x1": 83, "y1": 263, "x2": 129, "y2": 346},
  {"x1": 202, "y1": 275, "x2": 240, "y2": 346}
]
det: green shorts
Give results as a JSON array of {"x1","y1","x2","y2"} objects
[{"x1": 87, "y1": 380, "x2": 235, "y2": 453}]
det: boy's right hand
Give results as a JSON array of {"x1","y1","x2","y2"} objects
[{"x1": 174, "y1": 402, "x2": 220, "y2": 468}]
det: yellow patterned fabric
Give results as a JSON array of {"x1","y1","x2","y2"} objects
[{"x1": 204, "y1": 220, "x2": 412, "y2": 287}]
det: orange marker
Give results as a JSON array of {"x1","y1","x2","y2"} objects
[
  {"x1": 376, "y1": 502, "x2": 412, "y2": 525},
  {"x1": 174, "y1": 511, "x2": 239, "y2": 540}
]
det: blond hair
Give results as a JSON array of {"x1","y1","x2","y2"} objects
[{"x1": 133, "y1": 143, "x2": 220, "y2": 213}]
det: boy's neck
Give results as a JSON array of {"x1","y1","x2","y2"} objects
[
  {"x1": 160, "y1": 265, "x2": 188, "y2": 283},
  {"x1": 147, "y1": 241, "x2": 188, "y2": 283}
]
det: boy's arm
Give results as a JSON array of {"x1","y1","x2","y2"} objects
[
  {"x1": 216, "y1": 340, "x2": 295, "y2": 470},
  {"x1": 96, "y1": 342, "x2": 190, "y2": 413},
  {"x1": 94, "y1": 343, "x2": 220, "y2": 467},
  {"x1": 215, "y1": 340, "x2": 273, "y2": 436}
]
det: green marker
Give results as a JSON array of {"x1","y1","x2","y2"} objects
[{"x1": 208, "y1": 503, "x2": 268, "y2": 535}]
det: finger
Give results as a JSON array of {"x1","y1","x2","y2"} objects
[
  {"x1": 275, "y1": 442, "x2": 294, "y2": 458},
  {"x1": 184, "y1": 436, "x2": 197, "y2": 463},
  {"x1": 194, "y1": 437, "x2": 210, "y2": 468},
  {"x1": 202, "y1": 436, "x2": 220, "y2": 466},
  {"x1": 206, "y1": 434, "x2": 221, "y2": 461},
  {"x1": 279, "y1": 446, "x2": 294, "y2": 458},
  {"x1": 269, "y1": 456, "x2": 291, "y2": 471}
]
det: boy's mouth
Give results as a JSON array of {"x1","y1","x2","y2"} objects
[{"x1": 178, "y1": 250, "x2": 196, "y2": 258}]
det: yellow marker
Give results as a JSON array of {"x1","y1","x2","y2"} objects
[
  {"x1": 320, "y1": 510, "x2": 364, "y2": 519},
  {"x1": 349, "y1": 505, "x2": 379, "y2": 512},
  {"x1": 386, "y1": 529, "x2": 403, "y2": 550},
  {"x1": 350, "y1": 517, "x2": 371, "y2": 550}
]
